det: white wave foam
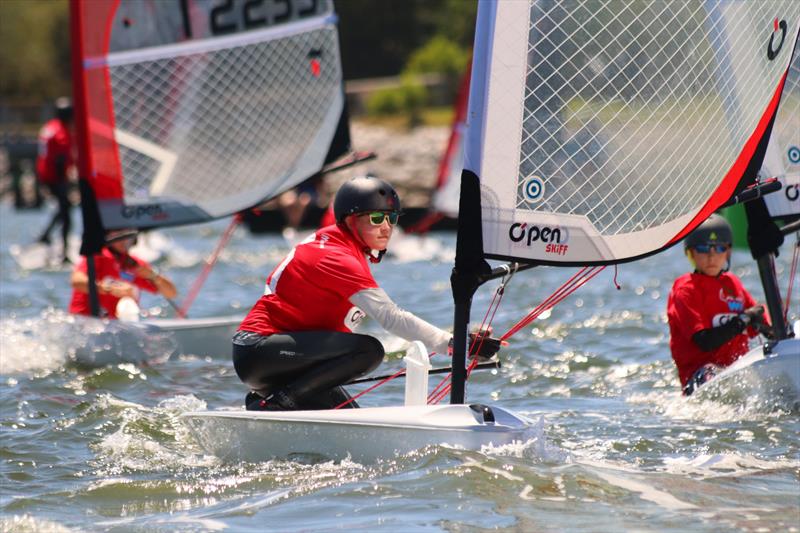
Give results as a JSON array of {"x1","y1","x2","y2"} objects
[
  {"x1": 0, "y1": 515, "x2": 76, "y2": 533},
  {"x1": 481, "y1": 415, "x2": 570, "y2": 463},
  {"x1": 0, "y1": 309, "x2": 177, "y2": 375},
  {"x1": 91, "y1": 393, "x2": 214, "y2": 474},
  {"x1": 662, "y1": 453, "x2": 800, "y2": 479},
  {"x1": 627, "y1": 374, "x2": 798, "y2": 422}
]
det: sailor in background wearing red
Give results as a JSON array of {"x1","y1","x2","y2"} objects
[
  {"x1": 36, "y1": 97, "x2": 76, "y2": 261},
  {"x1": 234, "y1": 176, "x2": 502, "y2": 411},
  {"x1": 69, "y1": 229, "x2": 177, "y2": 319},
  {"x1": 667, "y1": 214, "x2": 771, "y2": 395}
]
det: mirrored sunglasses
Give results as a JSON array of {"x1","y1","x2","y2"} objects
[
  {"x1": 365, "y1": 211, "x2": 399, "y2": 226},
  {"x1": 693, "y1": 243, "x2": 729, "y2": 254}
]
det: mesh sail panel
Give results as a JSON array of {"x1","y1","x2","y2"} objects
[
  {"x1": 109, "y1": 27, "x2": 341, "y2": 206},
  {"x1": 763, "y1": 36, "x2": 800, "y2": 218},
  {"x1": 79, "y1": 1, "x2": 345, "y2": 229},
  {"x1": 468, "y1": 1, "x2": 800, "y2": 264}
]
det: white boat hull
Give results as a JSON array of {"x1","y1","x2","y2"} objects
[
  {"x1": 695, "y1": 338, "x2": 800, "y2": 406},
  {"x1": 182, "y1": 404, "x2": 533, "y2": 463},
  {"x1": 142, "y1": 314, "x2": 242, "y2": 358}
]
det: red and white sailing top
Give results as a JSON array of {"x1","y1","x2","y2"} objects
[
  {"x1": 240, "y1": 224, "x2": 378, "y2": 335},
  {"x1": 239, "y1": 224, "x2": 452, "y2": 353},
  {"x1": 36, "y1": 118, "x2": 73, "y2": 185},
  {"x1": 68, "y1": 249, "x2": 157, "y2": 319},
  {"x1": 667, "y1": 272, "x2": 759, "y2": 386}
]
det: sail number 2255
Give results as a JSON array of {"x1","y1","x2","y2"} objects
[{"x1": 180, "y1": 0, "x2": 321, "y2": 38}]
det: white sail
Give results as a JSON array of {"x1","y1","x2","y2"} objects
[
  {"x1": 762, "y1": 35, "x2": 800, "y2": 219},
  {"x1": 75, "y1": 0, "x2": 349, "y2": 230},
  {"x1": 465, "y1": 1, "x2": 800, "y2": 264}
]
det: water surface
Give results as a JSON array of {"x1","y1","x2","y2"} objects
[{"x1": 1, "y1": 203, "x2": 798, "y2": 532}]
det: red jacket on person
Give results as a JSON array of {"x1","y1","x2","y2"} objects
[
  {"x1": 239, "y1": 224, "x2": 378, "y2": 336},
  {"x1": 36, "y1": 118, "x2": 73, "y2": 185},
  {"x1": 69, "y1": 249, "x2": 158, "y2": 319},
  {"x1": 667, "y1": 271, "x2": 760, "y2": 386}
]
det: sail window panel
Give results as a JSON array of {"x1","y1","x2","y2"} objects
[
  {"x1": 518, "y1": 0, "x2": 722, "y2": 236},
  {"x1": 515, "y1": 0, "x2": 795, "y2": 234},
  {"x1": 107, "y1": 24, "x2": 343, "y2": 213}
]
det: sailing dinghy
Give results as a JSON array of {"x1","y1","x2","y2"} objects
[
  {"x1": 69, "y1": 0, "x2": 355, "y2": 359},
  {"x1": 695, "y1": 34, "x2": 800, "y2": 404},
  {"x1": 183, "y1": 1, "x2": 800, "y2": 462}
]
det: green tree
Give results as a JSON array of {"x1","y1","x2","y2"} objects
[{"x1": 0, "y1": 0, "x2": 70, "y2": 102}]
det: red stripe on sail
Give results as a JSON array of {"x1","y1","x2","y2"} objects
[
  {"x1": 80, "y1": 0, "x2": 124, "y2": 201},
  {"x1": 70, "y1": 0, "x2": 92, "y2": 184},
  {"x1": 435, "y1": 62, "x2": 471, "y2": 190},
  {"x1": 669, "y1": 69, "x2": 790, "y2": 246}
]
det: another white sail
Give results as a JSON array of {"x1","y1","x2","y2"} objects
[
  {"x1": 762, "y1": 35, "x2": 800, "y2": 219},
  {"x1": 74, "y1": 0, "x2": 349, "y2": 230},
  {"x1": 465, "y1": 1, "x2": 800, "y2": 264}
]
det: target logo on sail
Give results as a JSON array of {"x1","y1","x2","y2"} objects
[
  {"x1": 522, "y1": 175, "x2": 545, "y2": 203},
  {"x1": 508, "y1": 223, "x2": 569, "y2": 255},
  {"x1": 788, "y1": 146, "x2": 800, "y2": 164}
]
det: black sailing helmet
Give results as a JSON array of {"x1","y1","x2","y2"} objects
[
  {"x1": 333, "y1": 175, "x2": 401, "y2": 223},
  {"x1": 684, "y1": 213, "x2": 733, "y2": 250}
]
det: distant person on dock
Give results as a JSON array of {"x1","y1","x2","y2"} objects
[
  {"x1": 277, "y1": 173, "x2": 328, "y2": 229},
  {"x1": 69, "y1": 229, "x2": 177, "y2": 319},
  {"x1": 233, "y1": 176, "x2": 501, "y2": 411},
  {"x1": 667, "y1": 214, "x2": 771, "y2": 395},
  {"x1": 35, "y1": 97, "x2": 76, "y2": 261}
]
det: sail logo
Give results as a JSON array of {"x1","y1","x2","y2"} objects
[
  {"x1": 509, "y1": 223, "x2": 568, "y2": 255},
  {"x1": 308, "y1": 49, "x2": 322, "y2": 78},
  {"x1": 786, "y1": 184, "x2": 799, "y2": 202},
  {"x1": 788, "y1": 146, "x2": 800, "y2": 164},
  {"x1": 767, "y1": 18, "x2": 787, "y2": 60},
  {"x1": 522, "y1": 176, "x2": 545, "y2": 203},
  {"x1": 121, "y1": 204, "x2": 167, "y2": 221}
]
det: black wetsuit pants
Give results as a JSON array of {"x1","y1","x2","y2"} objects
[
  {"x1": 39, "y1": 181, "x2": 71, "y2": 251},
  {"x1": 232, "y1": 330, "x2": 384, "y2": 410}
]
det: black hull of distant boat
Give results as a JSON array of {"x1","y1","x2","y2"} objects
[{"x1": 241, "y1": 207, "x2": 458, "y2": 234}]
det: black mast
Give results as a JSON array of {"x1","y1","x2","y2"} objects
[
  {"x1": 71, "y1": 0, "x2": 104, "y2": 317},
  {"x1": 450, "y1": 170, "x2": 491, "y2": 404},
  {"x1": 744, "y1": 197, "x2": 792, "y2": 340}
]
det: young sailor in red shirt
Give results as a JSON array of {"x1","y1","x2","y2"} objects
[
  {"x1": 235, "y1": 176, "x2": 502, "y2": 411},
  {"x1": 667, "y1": 214, "x2": 771, "y2": 395},
  {"x1": 69, "y1": 229, "x2": 177, "y2": 319}
]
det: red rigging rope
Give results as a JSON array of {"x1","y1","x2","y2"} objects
[
  {"x1": 784, "y1": 239, "x2": 799, "y2": 322},
  {"x1": 334, "y1": 350, "x2": 439, "y2": 409},
  {"x1": 427, "y1": 266, "x2": 607, "y2": 404},
  {"x1": 340, "y1": 264, "x2": 613, "y2": 406},
  {"x1": 500, "y1": 265, "x2": 606, "y2": 341},
  {"x1": 177, "y1": 213, "x2": 242, "y2": 318},
  {"x1": 334, "y1": 367, "x2": 407, "y2": 409}
]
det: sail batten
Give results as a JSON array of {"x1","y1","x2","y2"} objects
[
  {"x1": 466, "y1": 0, "x2": 800, "y2": 264},
  {"x1": 87, "y1": 13, "x2": 337, "y2": 69}
]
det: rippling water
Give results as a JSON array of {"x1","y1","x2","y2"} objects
[{"x1": 1, "y1": 203, "x2": 798, "y2": 532}]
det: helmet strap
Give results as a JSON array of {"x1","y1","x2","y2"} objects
[{"x1": 368, "y1": 249, "x2": 387, "y2": 264}]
